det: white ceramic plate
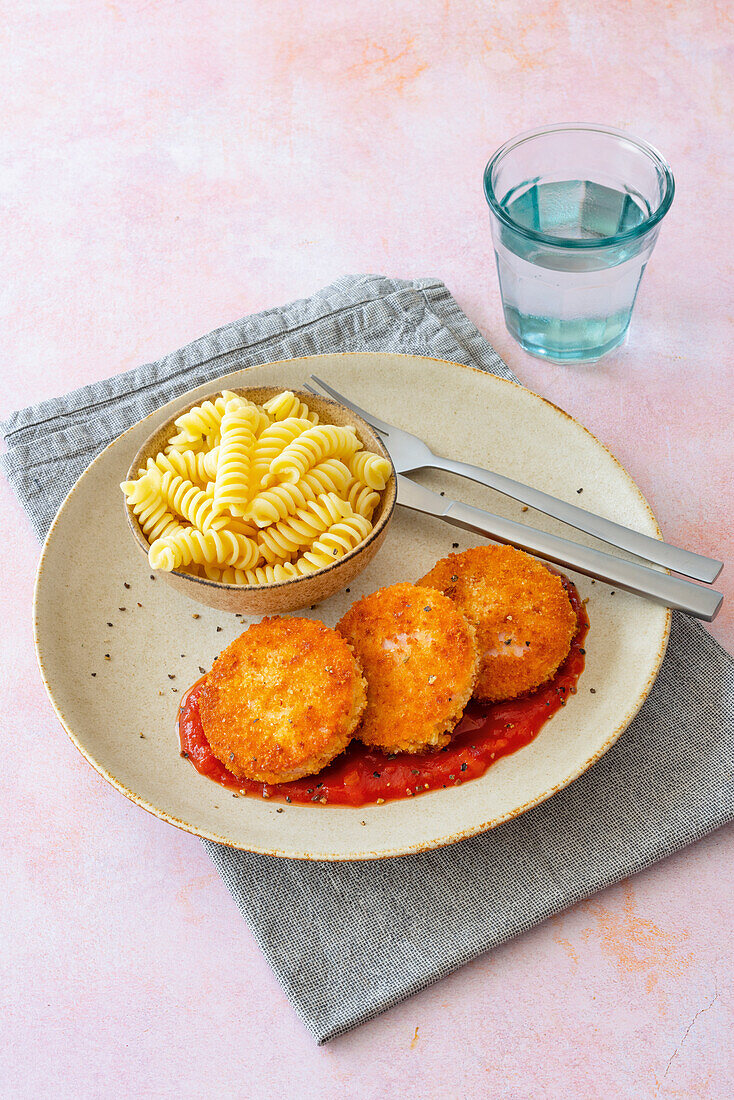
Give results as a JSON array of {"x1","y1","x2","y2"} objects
[{"x1": 34, "y1": 353, "x2": 670, "y2": 860}]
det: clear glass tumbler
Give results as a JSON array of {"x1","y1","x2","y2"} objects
[{"x1": 483, "y1": 124, "x2": 675, "y2": 363}]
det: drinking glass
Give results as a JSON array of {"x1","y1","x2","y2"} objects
[{"x1": 483, "y1": 124, "x2": 675, "y2": 363}]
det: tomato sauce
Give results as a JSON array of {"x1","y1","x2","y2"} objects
[{"x1": 178, "y1": 578, "x2": 588, "y2": 808}]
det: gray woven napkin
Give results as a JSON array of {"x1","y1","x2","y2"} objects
[{"x1": 4, "y1": 275, "x2": 732, "y2": 1044}]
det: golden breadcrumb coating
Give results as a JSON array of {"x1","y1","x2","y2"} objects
[
  {"x1": 198, "y1": 616, "x2": 366, "y2": 783},
  {"x1": 336, "y1": 582, "x2": 478, "y2": 755},
  {"x1": 418, "y1": 545, "x2": 577, "y2": 703}
]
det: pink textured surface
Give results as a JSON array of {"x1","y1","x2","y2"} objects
[{"x1": 2, "y1": 1, "x2": 732, "y2": 1096}]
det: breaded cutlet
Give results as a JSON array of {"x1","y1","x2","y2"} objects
[
  {"x1": 418, "y1": 545, "x2": 577, "y2": 703},
  {"x1": 336, "y1": 582, "x2": 478, "y2": 755},
  {"x1": 198, "y1": 616, "x2": 366, "y2": 784}
]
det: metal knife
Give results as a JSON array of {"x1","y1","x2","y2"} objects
[{"x1": 396, "y1": 475, "x2": 723, "y2": 622}]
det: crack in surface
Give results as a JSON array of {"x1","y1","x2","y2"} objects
[{"x1": 663, "y1": 987, "x2": 719, "y2": 1079}]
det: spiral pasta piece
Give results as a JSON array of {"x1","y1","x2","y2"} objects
[
  {"x1": 300, "y1": 458, "x2": 352, "y2": 498},
  {"x1": 148, "y1": 527, "x2": 261, "y2": 572},
  {"x1": 212, "y1": 402, "x2": 260, "y2": 516},
  {"x1": 202, "y1": 564, "x2": 248, "y2": 584},
  {"x1": 220, "y1": 516, "x2": 259, "y2": 539},
  {"x1": 347, "y1": 450, "x2": 392, "y2": 490},
  {"x1": 120, "y1": 476, "x2": 185, "y2": 542},
  {"x1": 150, "y1": 466, "x2": 226, "y2": 532},
  {"x1": 165, "y1": 435, "x2": 210, "y2": 455},
  {"x1": 247, "y1": 458, "x2": 351, "y2": 527},
  {"x1": 204, "y1": 562, "x2": 299, "y2": 585},
  {"x1": 245, "y1": 562, "x2": 300, "y2": 584},
  {"x1": 262, "y1": 390, "x2": 319, "y2": 424},
  {"x1": 165, "y1": 391, "x2": 241, "y2": 449},
  {"x1": 141, "y1": 449, "x2": 212, "y2": 488},
  {"x1": 248, "y1": 417, "x2": 312, "y2": 491},
  {"x1": 245, "y1": 402, "x2": 272, "y2": 437},
  {"x1": 292, "y1": 513, "x2": 372, "y2": 574},
  {"x1": 344, "y1": 477, "x2": 380, "y2": 519},
  {"x1": 268, "y1": 425, "x2": 360, "y2": 485},
  {"x1": 258, "y1": 493, "x2": 352, "y2": 561}
]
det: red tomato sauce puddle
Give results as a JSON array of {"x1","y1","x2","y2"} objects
[{"x1": 178, "y1": 578, "x2": 588, "y2": 808}]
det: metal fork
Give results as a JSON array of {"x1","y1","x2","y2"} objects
[{"x1": 306, "y1": 375, "x2": 723, "y2": 583}]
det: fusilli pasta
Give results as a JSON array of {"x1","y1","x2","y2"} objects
[
  {"x1": 122, "y1": 388, "x2": 390, "y2": 586},
  {"x1": 291, "y1": 513, "x2": 373, "y2": 574},
  {"x1": 141, "y1": 448, "x2": 217, "y2": 487},
  {"x1": 344, "y1": 477, "x2": 380, "y2": 519},
  {"x1": 205, "y1": 562, "x2": 300, "y2": 585},
  {"x1": 212, "y1": 402, "x2": 259, "y2": 517},
  {"x1": 150, "y1": 467, "x2": 226, "y2": 532},
  {"x1": 121, "y1": 476, "x2": 184, "y2": 542},
  {"x1": 166, "y1": 391, "x2": 241, "y2": 450},
  {"x1": 347, "y1": 450, "x2": 392, "y2": 490},
  {"x1": 247, "y1": 458, "x2": 351, "y2": 526},
  {"x1": 262, "y1": 390, "x2": 319, "y2": 424},
  {"x1": 258, "y1": 493, "x2": 351, "y2": 562},
  {"x1": 148, "y1": 527, "x2": 261, "y2": 572},
  {"x1": 268, "y1": 424, "x2": 360, "y2": 484},
  {"x1": 248, "y1": 417, "x2": 312, "y2": 492}
]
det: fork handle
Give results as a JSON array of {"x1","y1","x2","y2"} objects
[
  {"x1": 435, "y1": 457, "x2": 723, "y2": 584},
  {"x1": 445, "y1": 500, "x2": 723, "y2": 621}
]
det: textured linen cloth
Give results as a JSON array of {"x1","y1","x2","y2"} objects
[{"x1": 4, "y1": 275, "x2": 733, "y2": 1044}]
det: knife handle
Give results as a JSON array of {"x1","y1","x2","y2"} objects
[
  {"x1": 437, "y1": 456, "x2": 723, "y2": 584},
  {"x1": 445, "y1": 501, "x2": 723, "y2": 622}
]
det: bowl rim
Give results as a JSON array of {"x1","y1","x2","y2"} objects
[{"x1": 123, "y1": 384, "x2": 397, "y2": 590}]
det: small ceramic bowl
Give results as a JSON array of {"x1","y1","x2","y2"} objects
[{"x1": 123, "y1": 386, "x2": 396, "y2": 613}]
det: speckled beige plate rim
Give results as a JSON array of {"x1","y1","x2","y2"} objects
[{"x1": 33, "y1": 353, "x2": 671, "y2": 861}]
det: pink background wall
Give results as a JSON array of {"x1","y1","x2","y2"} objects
[{"x1": 2, "y1": 1, "x2": 732, "y2": 1096}]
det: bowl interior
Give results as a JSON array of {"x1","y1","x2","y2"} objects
[{"x1": 123, "y1": 385, "x2": 396, "y2": 590}]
